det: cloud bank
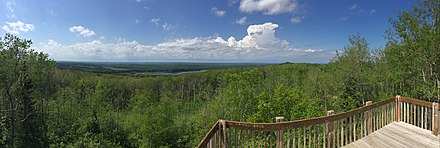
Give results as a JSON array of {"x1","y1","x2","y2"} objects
[{"x1": 36, "y1": 22, "x2": 333, "y2": 63}]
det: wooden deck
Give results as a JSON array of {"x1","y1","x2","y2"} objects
[{"x1": 345, "y1": 122, "x2": 440, "y2": 148}]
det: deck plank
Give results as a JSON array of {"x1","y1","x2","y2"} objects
[{"x1": 344, "y1": 122, "x2": 439, "y2": 148}]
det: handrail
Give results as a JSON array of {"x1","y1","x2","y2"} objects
[
  {"x1": 400, "y1": 96, "x2": 440, "y2": 110},
  {"x1": 225, "y1": 98, "x2": 394, "y2": 130},
  {"x1": 197, "y1": 96, "x2": 440, "y2": 148},
  {"x1": 196, "y1": 120, "x2": 220, "y2": 148}
]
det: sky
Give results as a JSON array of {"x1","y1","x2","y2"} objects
[{"x1": 0, "y1": 0, "x2": 414, "y2": 63}]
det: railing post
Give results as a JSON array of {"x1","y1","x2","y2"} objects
[
  {"x1": 432, "y1": 103, "x2": 438, "y2": 135},
  {"x1": 366, "y1": 101, "x2": 373, "y2": 135},
  {"x1": 396, "y1": 95, "x2": 401, "y2": 122},
  {"x1": 276, "y1": 117, "x2": 284, "y2": 148},
  {"x1": 219, "y1": 120, "x2": 226, "y2": 148},
  {"x1": 327, "y1": 110, "x2": 334, "y2": 148}
]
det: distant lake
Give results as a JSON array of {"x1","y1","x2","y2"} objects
[{"x1": 146, "y1": 70, "x2": 208, "y2": 75}]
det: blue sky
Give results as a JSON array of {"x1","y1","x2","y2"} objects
[{"x1": 0, "y1": 0, "x2": 413, "y2": 63}]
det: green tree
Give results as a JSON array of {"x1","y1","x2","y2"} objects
[
  {"x1": 330, "y1": 34, "x2": 373, "y2": 109},
  {"x1": 0, "y1": 34, "x2": 56, "y2": 147},
  {"x1": 385, "y1": 0, "x2": 440, "y2": 101}
]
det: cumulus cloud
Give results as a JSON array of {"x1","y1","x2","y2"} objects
[
  {"x1": 2, "y1": 21, "x2": 35, "y2": 34},
  {"x1": 35, "y1": 22, "x2": 333, "y2": 63},
  {"x1": 212, "y1": 22, "x2": 281, "y2": 49},
  {"x1": 211, "y1": 7, "x2": 226, "y2": 17},
  {"x1": 69, "y1": 26, "x2": 95, "y2": 37},
  {"x1": 235, "y1": 17, "x2": 247, "y2": 25},
  {"x1": 239, "y1": 0, "x2": 297, "y2": 15},
  {"x1": 369, "y1": 9, "x2": 376, "y2": 14}
]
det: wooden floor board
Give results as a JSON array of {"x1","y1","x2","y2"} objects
[{"x1": 344, "y1": 122, "x2": 439, "y2": 148}]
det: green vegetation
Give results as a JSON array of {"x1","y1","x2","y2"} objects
[
  {"x1": 56, "y1": 61, "x2": 267, "y2": 77},
  {"x1": 0, "y1": 0, "x2": 439, "y2": 147}
]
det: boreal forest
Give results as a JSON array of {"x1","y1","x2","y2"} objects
[{"x1": 0, "y1": 0, "x2": 439, "y2": 147}]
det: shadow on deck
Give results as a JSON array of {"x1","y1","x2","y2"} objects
[{"x1": 345, "y1": 122, "x2": 439, "y2": 148}]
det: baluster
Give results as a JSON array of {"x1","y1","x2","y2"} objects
[
  {"x1": 298, "y1": 127, "x2": 301, "y2": 148},
  {"x1": 293, "y1": 128, "x2": 296, "y2": 148},
  {"x1": 257, "y1": 129, "x2": 261, "y2": 148},
  {"x1": 236, "y1": 129, "x2": 239, "y2": 148},
  {"x1": 378, "y1": 106, "x2": 381, "y2": 128},
  {"x1": 313, "y1": 125, "x2": 316, "y2": 148},
  {"x1": 340, "y1": 119, "x2": 344, "y2": 146},
  {"x1": 263, "y1": 130, "x2": 267, "y2": 148},
  {"x1": 308, "y1": 126, "x2": 311, "y2": 148},
  {"x1": 333, "y1": 120, "x2": 337, "y2": 148},
  {"x1": 432, "y1": 102, "x2": 439, "y2": 135},
  {"x1": 318, "y1": 125, "x2": 321, "y2": 148},
  {"x1": 286, "y1": 129, "x2": 290, "y2": 148},
  {"x1": 403, "y1": 102, "x2": 406, "y2": 123},
  {"x1": 324, "y1": 122, "x2": 327, "y2": 148},
  {"x1": 382, "y1": 105, "x2": 384, "y2": 127},
  {"x1": 380, "y1": 106, "x2": 383, "y2": 128},
  {"x1": 416, "y1": 105, "x2": 419, "y2": 127},
  {"x1": 303, "y1": 127, "x2": 306, "y2": 148},
  {"x1": 422, "y1": 106, "x2": 425, "y2": 129},
  {"x1": 355, "y1": 114, "x2": 358, "y2": 140},
  {"x1": 268, "y1": 130, "x2": 272, "y2": 148},
  {"x1": 360, "y1": 113, "x2": 364, "y2": 138},
  {"x1": 406, "y1": 102, "x2": 409, "y2": 124},
  {"x1": 424, "y1": 106, "x2": 428, "y2": 130},
  {"x1": 245, "y1": 130, "x2": 248, "y2": 148},
  {"x1": 412, "y1": 104, "x2": 415, "y2": 125},
  {"x1": 376, "y1": 107, "x2": 379, "y2": 131}
]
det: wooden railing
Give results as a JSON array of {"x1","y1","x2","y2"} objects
[{"x1": 197, "y1": 96, "x2": 440, "y2": 148}]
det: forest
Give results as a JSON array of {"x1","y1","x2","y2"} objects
[{"x1": 0, "y1": 0, "x2": 439, "y2": 147}]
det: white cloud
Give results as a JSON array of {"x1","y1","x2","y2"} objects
[
  {"x1": 162, "y1": 23, "x2": 175, "y2": 31},
  {"x1": 369, "y1": 9, "x2": 376, "y2": 14},
  {"x1": 212, "y1": 22, "x2": 283, "y2": 49},
  {"x1": 290, "y1": 16, "x2": 303, "y2": 24},
  {"x1": 211, "y1": 7, "x2": 226, "y2": 17},
  {"x1": 6, "y1": 0, "x2": 16, "y2": 18},
  {"x1": 235, "y1": 17, "x2": 247, "y2": 25},
  {"x1": 35, "y1": 22, "x2": 333, "y2": 63},
  {"x1": 239, "y1": 0, "x2": 297, "y2": 15},
  {"x1": 304, "y1": 49, "x2": 322, "y2": 53},
  {"x1": 349, "y1": 4, "x2": 358, "y2": 10},
  {"x1": 150, "y1": 18, "x2": 160, "y2": 25},
  {"x1": 69, "y1": 26, "x2": 95, "y2": 37},
  {"x1": 135, "y1": 19, "x2": 141, "y2": 23},
  {"x1": 2, "y1": 21, "x2": 35, "y2": 34}
]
